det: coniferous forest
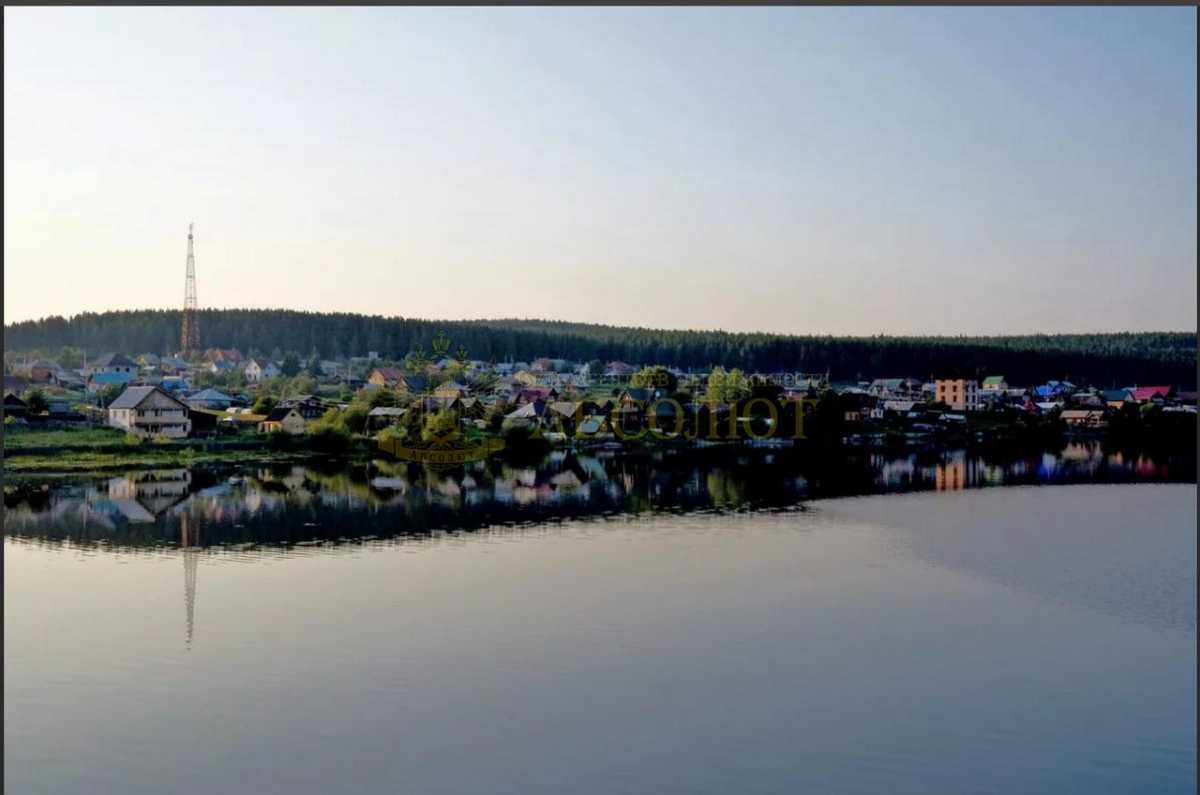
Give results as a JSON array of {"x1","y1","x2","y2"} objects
[{"x1": 4, "y1": 309, "x2": 1196, "y2": 387}]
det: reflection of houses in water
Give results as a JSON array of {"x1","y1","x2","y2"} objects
[
  {"x1": 876, "y1": 455, "x2": 917, "y2": 487},
  {"x1": 1039, "y1": 452, "x2": 1062, "y2": 480},
  {"x1": 489, "y1": 454, "x2": 604, "y2": 507},
  {"x1": 104, "y1": 470, "x2": 192, "y2": 521},
  {"x1": 1059, "y1": 441, "x2": 1103, "y2": 476},
  {"x1": 1136, "y1": 456, "x2": 1168, "y2": 477},
  {"x1": 935, "y1": 451, "x2": 982, "y2": 492},
  {"x1": 1106, "y1": 450, "x2": 1130, "y2": 474},
  {"x1": 982, "y1": 464, "x2": 1007, "y2": 485}
]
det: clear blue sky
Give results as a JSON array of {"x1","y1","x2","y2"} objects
[{"x1": 4, "y1": 7, "x2": 1196, "y2": 335}]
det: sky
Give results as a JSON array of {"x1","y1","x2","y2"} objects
[{"x1": 4, "y1": 7, "x2": 1196, "y2": 336}]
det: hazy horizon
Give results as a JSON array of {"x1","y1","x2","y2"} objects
[{"x1": 5, "y1": 7, "x2": 1197, "y2": 335}]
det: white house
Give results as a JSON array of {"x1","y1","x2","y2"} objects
[
  {"x1": 108, "y1": 386, "x2": 192, "y2": 438},
  {"x1": 245, "y1": 359, "x2": 281, "y2": 383},
  {"x1": 87, "y1": 352, "x2": 139, "y2": 378}
]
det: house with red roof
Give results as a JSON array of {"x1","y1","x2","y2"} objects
[{"x1": 1129, "y1": 386, "x2": 1174, "y2": 404}]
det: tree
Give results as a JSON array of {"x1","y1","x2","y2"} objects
[
  {"x1": 281, "y1": 352, "x2": 302, "y2": 378},
  {"x1": 706, "y1": 366, "x2": 727, "y2": 404},
  {"x1": 290, "y1": 372, "x2": 316, "y2": 396},
  {"x1": 306, "y1": 354, "x2": 321, "y2": 378},
  {"x1": 23, "y1": 388, "x2": 48, "y2": 415},
  {"x1": 486, "y1": 401, "x2": 513, "y2": 432},
  {"x1": 57, "y1": 347, "x2": 82, "y2": 370},
  {"x1": 423, "y1": 408, "x2": 460, "y2": 439},
  {"x1": 633, "y1": 365, "x2": 677, "y2": 395},
  {"x1": 101, "y1": 384, "x2": 125, "y2": 407},
  {"x1": 708, "y1": 367, "x2": 750, "y2": 403},
  {"x1": 252, "y1": 394, "x2": 278, "y2": 415}
]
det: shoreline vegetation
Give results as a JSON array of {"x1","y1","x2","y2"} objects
[
  {"x1": 5, "y1": 321, "x2": 1195, "y2": 478},
  {"x1": 3, "y1": 407, "x2": 1193, "y2": 476}
]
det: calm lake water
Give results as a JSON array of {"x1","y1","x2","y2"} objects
[{"x1": 4, "y1": 444, "x2": 1196, "y2": 794}]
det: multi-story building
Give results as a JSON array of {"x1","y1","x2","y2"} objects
[
  {"x1": 935, "y1": 378, "x2": 981, "y2": 412},
  {"x1": 108, "y1": 386, "x2": 192, "y2": 438}
]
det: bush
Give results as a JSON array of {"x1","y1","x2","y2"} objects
[
  {"x1": 307, "y1": 423, "x2": 353, "y2": 454},
  {"x1": 124, "y1": 432, "x2": 146, "y2": 446},
  {"x1": 501, "y1": 422, "x2": 551, "y2": 464},
  {"x1": 267, "y1": 429, "x2": 293, "y2": 450},
  {"x1": 252, "y1": 395, "x2": 279, "y2": 415}
]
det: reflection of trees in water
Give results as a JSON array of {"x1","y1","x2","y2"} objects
[{"x1": 4, "y1": 441, "x2": 1194, "y2": 549}]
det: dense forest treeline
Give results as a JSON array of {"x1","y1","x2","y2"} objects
[{"x1": 4, "y1": 309, "x2": 1197, "y2": 387}]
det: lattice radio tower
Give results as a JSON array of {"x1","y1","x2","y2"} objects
[{"x1": 181, "y1": 223, "x2": 200, "y2": 354}]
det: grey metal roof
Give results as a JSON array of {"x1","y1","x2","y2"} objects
[
  {"x1": 93, "y1": 352, "x2": 137, "y2": 367},
  {"x1": 107, "y1": 386, "x2": 185, "y2": 410}
]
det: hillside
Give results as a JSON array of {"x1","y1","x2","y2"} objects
[{"x1": 5, "y1": 309, "x2": 1196, "y2": 387}]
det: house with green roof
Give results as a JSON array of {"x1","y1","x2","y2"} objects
[{"x1": 981, "y1": 376, "x2": 1007, "y2": 391}]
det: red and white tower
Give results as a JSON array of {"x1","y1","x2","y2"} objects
[{"x1": 181, "y1": 223, "x2": 200, "y2": 354}]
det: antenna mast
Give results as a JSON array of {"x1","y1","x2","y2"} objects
[{"x1": 181, "y1": 223, "x2": 200, "y2": 355}]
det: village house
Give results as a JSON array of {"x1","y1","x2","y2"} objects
[
  {"x1": 204, "y1": 348, "x2": 245, "y2": 365},
  {"x1": 1060, "y1": 408, "x2": 1109, "y2": 430},
  {"x1": 185, "y1": 388, "x2": 235, "y2": 411},
  {"x1": 244, "y1": 358, "x2": 281, "y2": 383},
  {"x1": 981, "y1": 375, "x2": 1008, "y2": 392},
  {"x1": 89, "y1": 370, "x2": 137, "y2": 393},
  {"x1": 204, "y1": 360, "x2": 237, "y2": 375},
  {"x1": 604, "y1": 361, "x2": 636, "y2": 377},
  {"x1": 867, "y1": 378, "x2": 921, "y2": 400},
  {"x1": 259, "y1": 406, "x2": 307, "y2": 435},
  {"x1": 87, "y1": 352, "x2": 139, "y2": 378},
  {"x1": 49, "y1": 370, "x2": 85, "y2": 390},
  {"x1": 3, "y1": 375, "x2": 31, "y2": 394},
  {"x1": 1128, "y1": 386, "x2": 1174, "y2": 405},
  {"x1": 1033, "y1": 381, "x2": 1076, "y2": 400},
  {"x1": 367, "y1": 406, "x2": 408, "y2": 432},
  {"x1": 935, "y1": 378, "x2": 982, "y2": 412},
  {"x1": 158, "y1": 356, "x2": 191, "y2": 375},
  {"x1": 4, "y1": 393, "x2": 28, "y2": 418},
  {"x1": 515, "y1": 386, "x2": 559, "y2": 406},
  {"x1": 615, "y1": 387, "x2": 666, "y2": 429},
  {"x1": 279, "y1": 395, "x2": 329, "y2": 420},
  {"x1": 28, "y1": 360, "x2": 60, "y2": 383},
  {"x1": 107, "y1": 386, "x2": 192, "y2": 438},
  {"x1": 367, "y1": 367, "x2": 408, "y2": 390}
]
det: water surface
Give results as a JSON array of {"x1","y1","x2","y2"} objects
[{"x1": 5, "y1": 480, "x2": 1194, "y2": 795}]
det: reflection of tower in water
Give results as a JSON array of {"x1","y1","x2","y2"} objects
[{"x1": 181, "y1": 509, "x2": 199, "y2": 650}]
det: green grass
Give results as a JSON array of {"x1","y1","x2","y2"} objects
[
  {"x1": 2, "y1": 447, "x2": 322, "y2": 473},
  {"x1": 2, "y1": 425, "x2": 126, "y2": 449}
]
